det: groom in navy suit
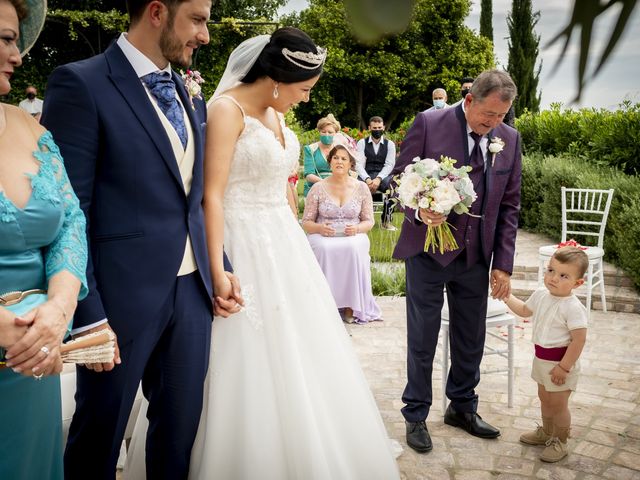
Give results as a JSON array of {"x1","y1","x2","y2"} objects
[
  {"x1": 41, "y1": 1, "x2": 240, "y2": 478},
  {"x1": 392, "y1": 70, "x2": 521, "y2": 453}
]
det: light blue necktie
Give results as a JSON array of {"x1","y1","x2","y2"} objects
[{"x1": 142, "y1": 72, "x2": 187, "y2": 149}]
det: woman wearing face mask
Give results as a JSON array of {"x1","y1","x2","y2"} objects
[{"x1": 302, "y1": 113, "x2": 340, "y2": 197}]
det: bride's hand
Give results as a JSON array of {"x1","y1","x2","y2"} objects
[{"x1": 213, "y1": 272, "x2": 243, "y2": 318}]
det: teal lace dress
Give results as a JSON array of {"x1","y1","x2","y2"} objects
[
  {"x1": 303, "y1": 142, "x2": 332, "y2": 197},
  {"x1": 0, "y1": 130, "x2": 88, "y2": 479}
]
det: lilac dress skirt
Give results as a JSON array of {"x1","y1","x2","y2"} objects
[{"x1": 304, "y1": 181, "x2": 382, "y2": 323}]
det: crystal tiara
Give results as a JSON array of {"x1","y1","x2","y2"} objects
[{"x1": 281, "y1": 46, "x2": 327, "y2": 70}]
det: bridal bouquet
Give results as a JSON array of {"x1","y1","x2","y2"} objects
[{"x1": 394, "y1": 156, "x2": 478, "y2": 254}]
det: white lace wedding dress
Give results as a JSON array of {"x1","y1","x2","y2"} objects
[{"x1": 125, "y1": 97, "x2": 400, "y2": 479}]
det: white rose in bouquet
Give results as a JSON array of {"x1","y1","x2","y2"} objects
[
  {"x1": 418, "y1": 196, "x2": 431, "y2": 209},
  {"x1": 430, "y1": 180, "x2": 461, "y2": 214},
  {"x1": 396, "y1": 172, "x2": 423, "y2": 208}
]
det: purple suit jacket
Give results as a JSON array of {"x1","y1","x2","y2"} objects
[{"x1": 391, "y1": 105, "x2": 522, "y2": 274}]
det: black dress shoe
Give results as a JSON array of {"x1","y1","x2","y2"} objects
[
  {"x1": 443, "y1": 404, "x2": 500, "y2": 439},
  {"x1": 405, "y1": 420, "x2": 433, "y2": 453}
]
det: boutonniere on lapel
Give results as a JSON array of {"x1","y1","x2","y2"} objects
[
  {"x1": 488, "y1": 137, "x2": 505, "y2": 168},
  {"x1": 180, "y1": 69, "x2": 205, "y2": 110}
]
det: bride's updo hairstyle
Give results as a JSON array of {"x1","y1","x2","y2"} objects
[{"x1": 241, "y1": 27, "x2": 326, "y2": 84}]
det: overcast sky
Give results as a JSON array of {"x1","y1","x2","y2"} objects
[{"x1": 278, "y1": 0, "x2": 640, "y2": 110}]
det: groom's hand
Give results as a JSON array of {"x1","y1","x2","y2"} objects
[
  {"x1": 214, "y1": 272, "x2": 244, "y2": 318},
  {"x1": 73, "y1": 323, "x2": 121, "y2": 372}
]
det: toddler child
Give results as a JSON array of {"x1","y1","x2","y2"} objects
[{"x1": 504, "y1": 246, "x2": 589, "y2": 462}]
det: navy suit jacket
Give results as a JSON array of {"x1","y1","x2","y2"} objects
[
  {"x1": 41, "y1": 43, "x2": 228, "y2": 343},
  {"x1": 392, "y1": 105, "x2": 521, "y2": 274}
]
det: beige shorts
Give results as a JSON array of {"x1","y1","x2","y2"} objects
[{"x1": 531, "y1": 357, "x2": 580, "y2": 392}]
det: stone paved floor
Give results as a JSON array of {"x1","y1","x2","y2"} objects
[
  {"x1": 350, "y1": 297, "x2": 640, "y2": 479},
  {"x1": 117, "y1": 230, "x2": 639, "y2": 479}
]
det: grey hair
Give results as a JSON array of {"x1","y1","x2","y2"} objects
[
  {"x1": 470, "y1": 70, "x2": 517, "y2": 103},
  {"x1": 432, "y1": 88, "x2": 447, "y2": 97}
]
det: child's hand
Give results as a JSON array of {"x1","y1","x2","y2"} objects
[{"x1": 550, "y1": 365, "x2": 568, "y2": 385}]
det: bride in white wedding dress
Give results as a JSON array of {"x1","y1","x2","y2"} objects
[{"x1": 125, "y1": 27, "x2": 400, "y2": 479}]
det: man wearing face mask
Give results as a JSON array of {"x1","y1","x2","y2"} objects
[
  {"x1": 356, "y1": 116, "x2": 397, "y2": 230},
  {"x1": 425, "y1": 88, "x2": 449, "y2": 111},
  {"x1": 18, "y1": 85, "x2": 43, "y2": 120},
  {"x1": 451, "y1": 76, "x2": 475, "y2": 108}
]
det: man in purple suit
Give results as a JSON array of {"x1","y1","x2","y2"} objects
[{"x1": 392, "y1": 70, "x2": 521, "y2": 453}]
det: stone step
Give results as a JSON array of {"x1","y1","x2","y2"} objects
[
  {"x1": 512, "y1": 262, "x2": 635, "y2": 288},
  {"x1": 512, "y1": 231, "x2": 636, "y2": 289},
  {"x1": 510, "y1": 277, "x2": 640, "y2": 314}
]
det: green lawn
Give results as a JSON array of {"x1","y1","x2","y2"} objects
[{"x1": 367, "y1": 211, "x2": 403, "y2": 262}]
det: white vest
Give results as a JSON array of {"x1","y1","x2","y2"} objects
[{"x1": 148, "y1": 93, "x2": 198, "y2": 276}]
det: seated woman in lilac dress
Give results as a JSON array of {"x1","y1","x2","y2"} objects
[{"x1": 302, "y1": 143, "x2": 382, "y2": 323}]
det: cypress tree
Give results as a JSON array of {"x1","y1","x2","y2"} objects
[
  {"x1": 480, "y1": 0, "x2": 493, "y2": 42},
  {"x1": 506, "y1": 0, "x2": 541, "y2": 116}
]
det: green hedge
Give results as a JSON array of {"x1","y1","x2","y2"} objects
[
  {"x1": 516, "y1": 102, "x2": 640, "y2": 175},
  {"x1": 521, "y1": 153, "x2": 640, "y2": 289},
  {"x1": 371, "y1": 265, "x2": 405, "y2": 296}
]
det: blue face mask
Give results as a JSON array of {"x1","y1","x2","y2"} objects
[
  {"x1": 319, "y1": 134, "x2": 334, "y2": 145},
  {"x1": 433, "y1": 99, "x2": 446, "y2": 109}
]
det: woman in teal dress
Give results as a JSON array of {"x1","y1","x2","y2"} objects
[
  {"x1": 0, "y1": 0, "x2": 88, "y2": 478},
  {"x1": 302, "y1": 113, "x2": 341, "y2": 196}
]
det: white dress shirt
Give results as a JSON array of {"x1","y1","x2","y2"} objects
[
  {"x1": 355, "y1": 135, "x2": 396, "y2": 181},
  {"x1": 461, "y1": 101, "x2": 489, "y2": 165},
  {"x1": 18, "y1": 97, "x2": 43, "y2": 116}
]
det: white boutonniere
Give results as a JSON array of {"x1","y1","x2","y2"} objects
[
  {"x1": 180, "y1": 69, "x2": 204, "y2": 110},
  {"x1": 488, "y1": 137, "x2": 505, "y2": 167}
]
